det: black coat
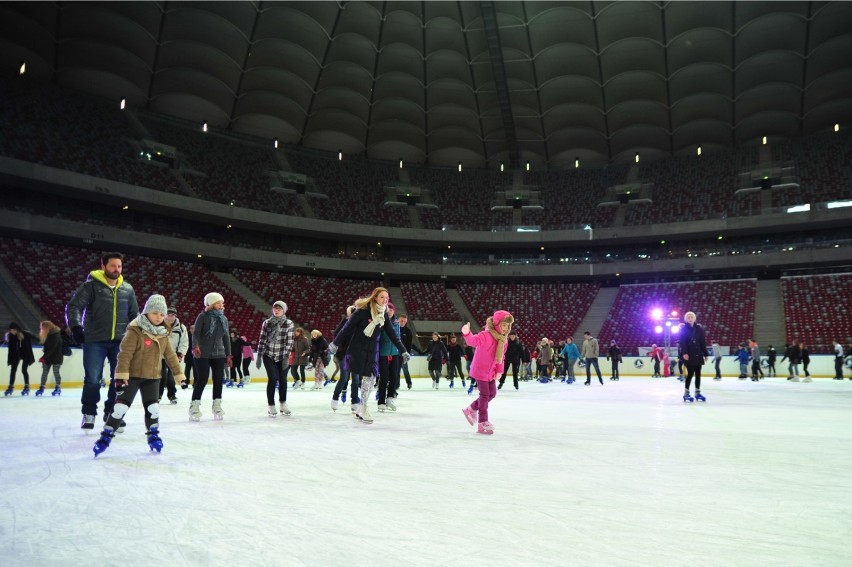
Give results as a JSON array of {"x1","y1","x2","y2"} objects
[
  {"x1": 42, "y1": 330, "x2": 64, "y2": 365},
  {"x1": 426, "y1": 339, "x2": 449, "y2": 371},
  {"x1": 6, "y1": 330, "x2": 35, "y2": 366},
  {"x1": 678, "y1": 323, "x2": 708, "y2": 367},
  {"x1": 332, "y1": 308, "x2": 406, "y2": 377},
  {"x1": 505, "y1": 339, "x2": 523, "y2": 364}
]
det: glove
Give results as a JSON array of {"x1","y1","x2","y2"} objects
[
  {"x1": 328, "y1": 342, "x2": 338, "y2": 356},
  {"x1": 39, "y1": 357, "x2": 44, "y2": 364},
  {"x1": 256, "y1": 358, "x2": 262, "y2": 370},
  {"x1": 402, "y1": 352, "x2": 411, "y2": 364},
  {"x1": 71, "y1": 326, "x2": 85, "y2": 345},
  {"x1": 226, "y1": 355, "x2": 233, "y2": 368},
  {"x1": 193, "y1": 345, "x2": 201, "y2": 358},
  {"x1": 114, "y1": 379, "x2": 127, "y2": 397},
  {"x1": 461, "y1": 322, "x2": 470, "y2": 335},
  {"x1": 177, "y1": 353, "x2": 184, "y2": 362}
]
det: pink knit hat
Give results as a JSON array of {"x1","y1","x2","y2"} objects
[{"x1": 493, "y1": 310, "x2": 514, "y2": 325}]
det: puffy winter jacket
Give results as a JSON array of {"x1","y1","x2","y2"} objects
[
  {"x1": 116, "y1": 319, "x2": 185, "y2": 381},
  {"x1": 66, "y1": 270, "x2": 139, "y2": 343}
]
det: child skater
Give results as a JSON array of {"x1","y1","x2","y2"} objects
[
  {"x1": 36, "y1": 320, "x2": 64, "y2": 396},
  {"x1": 93, "y1": 295, "x2": 186, "y2": 456},
  {"x1": 461, "y1": 310, "x2": 514, "y2": 435}
]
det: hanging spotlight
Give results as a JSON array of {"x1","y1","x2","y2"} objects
[
  {"x1": 697, "y1": 145, "x2": 702, "y2": 156},
  {"x1": 575, "y1": 157, "x2": 580, "y2": 169},
  {"x1": 274, "y1": 137, "x2": 279, "y2": 149},
  {"x1": 635, "y1": 152, "x2": 640, "y2": 164},
  {"x1": 120, "y1": 98, "x2": 126, "y2": 110},
  {"x1": 338, "y1": 150, "x2": 343, "y2": 161},
  {"x1": 525, "y1": 161, "x2": 530, "y2": 171},
  {"x1": 500, "y1": 162, "x2": 504, "y2": 172},
  {"x1": 762, "y1": 136, "x2": 767, "y2": 145},
  {"x1": 834, "y1": 124, "x2": 840, "y2": 132},
  {"x1": 202, "y1": 121, "x2": 208, "y2": 132},
  {"x1": 458, "y1": 161, "x2": 462, "y2": 172},
  {"x1": 18, "y1": 61, "x2": 26, "y2": 75}
]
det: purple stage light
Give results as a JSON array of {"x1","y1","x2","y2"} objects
[
  {"x1": 654, "y1": 325, "x2": 663, "y2": 334},
  {"x1": 651, "y1": 308, "x2": 663, "y2": 320},
  {"x1": 671, "y1": 324, "x2": 681, "y2": 334}
]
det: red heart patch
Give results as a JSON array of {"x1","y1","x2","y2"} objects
[{"x1": 144, "y1": 339, "x2": 152, "y2": 347}]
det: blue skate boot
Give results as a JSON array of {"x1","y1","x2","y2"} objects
[
  {"x1": 683, "y1": 392, "x2": 694, "y2": 403},
  {"x1": 341, "y1": 392, "x2": 346, "y2": 403},
  {"x1": 52, "y1": 386, "x2": 62, "y2": 396},
  {"x1": 35, "y1": 386, "x2": 45, "y2": 396},
  {"x1": 695, "y1": 392, "x2": 706, "y2": 402},
  {"x1": 93, "y1": 428, "x2": 115, "y2": 457},
  {"x1": 21, "y1": 385, "x2": 30, "y2": 396},
  {"x1": 147, "y1": 426, "x2": 163, "y2": 452}
]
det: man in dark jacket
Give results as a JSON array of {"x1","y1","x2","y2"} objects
[
  {"x1": 498, "y1": 331, "x2": 523, "y2": 390},
  {"x1": 66, "y1": 252, "x2": 139, "y2": 429},
  {"x1": 398, "y1": 314, "x2": 414, "y2": 389}
]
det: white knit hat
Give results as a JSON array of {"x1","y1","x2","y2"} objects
[
  {"x1": 204, "y1": 292, "x2": 224, "y2": 307},
  {"x1": 143, "y1": 294, "x2": 168, "y2": 315}
]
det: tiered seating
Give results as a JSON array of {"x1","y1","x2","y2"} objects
[
  {"x1": 286, "y1": 152, "x2": 408, "y2": 227},
  {"x1": 139, "y1": 117, "x2": 282, "y2": 212},
  {"x1": 781, "y1": 273, "x2": 852, "y2": 353},
  {"x1": 232, "y1": 268, "x2": 381, "y2": 339},
  {"x1": 399, "y1": 282, "x2": 460, "y2": 321},
  {"x1": 0, "y1": 78, "x2": 182, "y2": 195},
  {"x1": 772, "y1": 130, "x2": 852, "y2": 209},
  {"x1": 0, "y1": 238, "x2": 265, "y2": 342},
  {"x1": 407, "y1": 167, "x2": 500, "y2": 230},
  {"x1": 456, "y1": 282, "x2": 599, "y2": 347},
  {"x1": 598, "y1": 280, "x2": 756, "y2": 355}
]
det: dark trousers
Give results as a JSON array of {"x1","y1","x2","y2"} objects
[
  {"x1": 499, "y1": 360, "x2": 520, "y2": 388},
  {"x1": 836, "y1": 357, "x2": 844, "y2": 379},
  {"x1": 333, "y1": 354, "x2": 357, "y2": 401},
  {"x1": 106, "y1": 378, "x2": 159, "y2": 432},
  {"x1": 803, "y1": 361, "x2": 810, "y2": 377},
  {"x1": 242, "y1": 358, "x2": 251, "y2": 377},
  {"x1": 685, "y1": 366, "x2": 702, "y2": 391},
  {"x1": 653, "y1": 359, "x2": 661, "y2": 376},
  {"x1": 585, "y1": 357, "x2": 602, "y2": 383},
  {"x1": 714, "y1": 358, "x2": 722, "y2": 378},
  {"x1": 229, "y1": 355, "x2": 244, "y2": 382},
  {"x1": 430, "y1": 368, "x2": 441, "y2": 382},
  {"x1": 8, "y1": 360, "x2": 31, "y2": 386},
  {"x1": 290, "y1": 364, "x2": 306, "y2": 383},
  {"x1": 192, "y1": 358, "x2": 225, "y2": 400},
  {"x1": 751, "y1": 359, "x2": 761, "y2": 378},
  {"x1": 263, "y1": 355, "x2": 288, "y2": 404},
  {"x1": 400, "y1": 360, "x2": 412, "y2": 388},
  {"x1": 81, "y1": 340, "x2": 120, "y2": 417},
  {"x1": 159, "y1": 360, "x2": 177, "y2": 401},
  {"x1": 767, "y1": 360, "x2": 776, "y2": 377},
  {"x1": 611, "y1": 360, "x2": 619, "y2": 379},
  {"x1": 448, "y1": 359, "x2": 465, "y2": 382},
  {"x1": 184, "y1": 355, "x2": 194, "y2": 384},
  {"x1": 378, "y1": 355, "x2": 401, "y2": 404}
]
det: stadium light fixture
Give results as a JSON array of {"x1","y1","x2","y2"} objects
[
  {"x1": 654, "y1": 325, "x2": 663, "y2": 334},
  {"x1": 525, "y1": 161, "x2": 530, "y2": 171},
  {"x1": 635, "y1": 152, "x2": 640, "y2": 163},
  {"x1": 19, "y1": 61, "x2": 26, "y2": 75},
  {"x1": 651, "y1": 308, "x2": 663, "y2": 321},
  {"x1": 338, "y1": 150, "x2": 342, "y2": 161},
  {"x1": 458, "y1": 161, "x2": 462, "y2": 172},
  {"x1": 202, "y1": 121, "x2": 208, "y2": 132},
  {"x1": 399, "y1": 159, "x2": 403, "y2": 169},
  {"x1": 835, "y1": 124, "x2": 840, "y2": 132},
  {"x1": 697, "y1": 145, "x2": 702, "y2": 156},
  {"x1": 762, "y1": 136, "x2": 767, "y2": 144},
  {"x1": 274, "y1": 138, "x2": 279, "y2": 149},
  {"x1": 575, "y1": 157, "x2": 580, "y2": 168},
  {"x1": 120, "y1": 98, "x2": 126, "y2": 110}
]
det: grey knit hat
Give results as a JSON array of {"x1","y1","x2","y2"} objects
[
  {"x1": 143, "y1": 294, "x2": 168, "y2": 315},
  {"x1": 273, "y1": 300, "x2": 287, "y2": 314}
]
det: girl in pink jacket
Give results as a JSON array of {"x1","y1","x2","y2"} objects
[{"x1": 461, "y1": 310, "x2": 514, "y2": 435}]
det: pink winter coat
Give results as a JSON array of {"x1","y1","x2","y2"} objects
[{"x1": 461, "y1": 310, "x2": 514, "y2": 382}]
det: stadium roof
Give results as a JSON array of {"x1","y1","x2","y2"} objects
[{"x1": 2, "y1": 1, "x2": 851, "y2": 168}]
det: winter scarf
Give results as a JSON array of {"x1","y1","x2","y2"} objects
[
  {"x1": 206, "y1": 308, "x2": 228, "y2": 337},
  {"x1": 136, "y1": 314, "x2": 169, "y2": 337},
  {"x1": 266, "y1": 315, "x2": 287, "y2": 344},
  {"x1": 487, "y1": 318, "x2": 508, "y2": 364},
  {"x1": 362, "y1": 303, "x2": 387, "y2": 337}
]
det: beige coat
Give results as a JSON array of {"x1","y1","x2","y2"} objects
[{"x1": 116, "y1": 320, "x2": 185, "y2": 382}]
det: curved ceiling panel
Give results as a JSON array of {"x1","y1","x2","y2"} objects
[{"x1": 11, "y1": 1, "x2": 851, "y2": 167}]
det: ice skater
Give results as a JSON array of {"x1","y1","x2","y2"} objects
[
  {"x1": 256, "y1": 301, "x2": 295, "y2": 417},
  {"x1": 678, "y1": 311, "x2": 709, "y2": 402},
  {"x1": 36, "y1": 321, "x2": 64, "y2": 396},
  {"x1": 189, "y1": 292, "x2": 232, "y2": 421},
  {"x1": 93, "y1": 295, "x2": 186, "y2": 456},
  {"x1": 426, "y1": 332, "x2": 448, "y2": 389},
  {"x1": 4, "y1": 322, "x2": 35, "y2": 396},
  {"x1": 461, "y1": 310, "x2": 514, "y2": 435}
]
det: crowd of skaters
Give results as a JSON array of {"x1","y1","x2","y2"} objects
[{"x1": 4, "y1": 250, "x2": 852, "y2": 452}]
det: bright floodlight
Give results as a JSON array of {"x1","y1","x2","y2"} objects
[
  {"x1": 651, "y1": 308, "x2": 663, "y2": 320},
  {"x1": 654, "y1": 325, "x2": 663, "y2": 334},
  {"x1": 665, "y1": 321, "x2": 672, "y2": 327},
  {"x1": 671, "y1": 324, "x2": 681, "y2": 334},
  {"x1": 670, "y1": 310, "x2": 678, "y2": 317}
]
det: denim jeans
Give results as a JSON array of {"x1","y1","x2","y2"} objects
[
  {"x1": 263, "y1": 355, "x2": 288, "y2": 405},
  {"x1": 332, "y1": 354, "x2": 354, "y2": 401},
  {"x1": 81, "y1": 340, "x2": 121, "y2": 416},
  {"x1": 585, "y1": 357, "x2": 602, "y2": 382}
]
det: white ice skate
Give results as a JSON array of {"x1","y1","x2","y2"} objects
[
  {"x1": 279, "y1": 402, "x2": 291, "y2": 416},
  {"x1": 212, "y1": 399, "x2": 224, "y2": 420},
  {"x1": 268, "y1": 405, "x2": 278, "y2": 417},
  {"x1": 189, "y1": 400, "x2": 202, "y2": 422}
]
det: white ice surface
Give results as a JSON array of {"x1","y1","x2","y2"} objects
[{"x1": 1, "y1": 377, "x2": 851, "y2": 567}]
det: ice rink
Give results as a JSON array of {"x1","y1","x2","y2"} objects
[{"x1": 1, "y1": 376, "x2": 850, "y2": 567}]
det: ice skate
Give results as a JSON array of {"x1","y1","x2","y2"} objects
[
  {"x1": 378, "y1": 403, "x2": 388, "y2": 412},
  {"x1": 268, "y1": 405, "x2": 278, "y2": 417},
  {"x1": 21, "y1": 385, "x2": 30, "y2": 396},
  {"x1": 279, "y1": 402, "x2": 291, "y2": 416},
  {"x1": 331, "y1": 399, "x2": 339, "y2": 411},
  {"x1": 467, "y1": 384, "x2": 474, "y2": 395},
  {"x1": 802, "y1": 376, "x2": 812, "y2": 383},
  {"x1": 386, "y1": 397, "x2": 397, "y2": 411},
  {"x1": 3, "y1": 386, "x2": 12, "y2": 396},
  {"x1": 341, "y1": 392, "x2": 347, "y2": 403},
  {"x1": 225, "y1": 378, "x2": 234, "y2": 388},
  {"x1": 695, "y1": 392, "x2": 706, "y2": 402},
  {"x1": 147, "y1": 426, "x2": 163, "y2": 452},
  {"x1": 790, "y1": 376, "x2": 800, "y2": 382},
  {"x1": 462, "y1": 405, "x2": 477, "y2": 426},
  {"x1": 477, "y1": 421, "x2": 494, "y2": 435},
  {"x1": 351, "y1": 403, "x2": 359, "y2": 414},
  {"x1": 355, "y1": 405, "x2": 373, "y2": 423},
  {"x1": 81, "y1": 414, "x2": 96, "y2": 429},
  {"x1": 35, "y1": 386, "x2": 45, "y2": 396},
  {"x1": 189, "y1": 400, "x2": 202, "y2": 421},
  {"x1": 93, "y1": 428, "x2": 114, "y2": 457},
  {"x1": 212, "y1": 399, "x2": 224, "y2": 420},
  {"x1": 449, "y1": 380, "x2": 454, "y2": 389},
  {"x1": 683, "y1": 392, "x2": 694, "y2": 403},
  {"x1": 52, "y1": 386, "x2": 61, "y2": 396}
]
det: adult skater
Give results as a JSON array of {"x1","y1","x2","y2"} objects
[
  {"x1": 66, "y1": 252, "x2": 139, "y2": 429},
  {"x1": 498, "y1": 330, "x2": 522, "y2": 390},
  {"x1": 766, "y1": 344, "x2": 777, "y2": 377},
  {"x1": 446, "y1": 334, "x2": 466, "y2": 388},
  {"x1": 678, "y1": 311, "x2": 709, "y2": 402},
  {"x1": 377, "y1": 302, "x2": 402, "y2": 411},
  {"x1": 330, "y1": 306, "x2": 357, "y2": 412},
  {"x1": 93, "y1": 294, "x2": 186, "y2": 457},
  {"x1": 607, "y1": 339, "x2": 622, "y2": 380},
  {"x1": 711, "y1": 341, "x2": 723, "y2": 380},
  {"x1": 461, "y1": 310, "x2": 514, "y2": 435},
  {"x1": 181, "y1": 324, "x2": 195, "y2": 389},
  {"x1": 560, "y1": 336, "x2": 581, "y2": 384},
  {"x1": 397, "y1": 313, "x2": 415, "y2": 390},
  {"x1": 4, "y1": 322, "x2": 35, "y2": 396},
  {"x1": 36, "y1": 320, "x2": 64, "y2": 396},
  {"x1": 189, "y1": 292, "x2": 231, "y2": 421},
  {"x1": 426, "y1": 332, "x2": 448, "y2": 389},
  {"x1": 289, "y1": 328, "x2": 310, "y2": 389},
  {"x1": 834, "y1": 340, "x2": 845, "y2": 380},
  {"x1": 327, "y1": 287, "x2": 410, "y2": 424},
  {"x1": 581, "y1": 331, "x2": 603, "y2": 385},
  {"x1": 256, "y1": 301, "x2": 294, "y2": 417}
]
